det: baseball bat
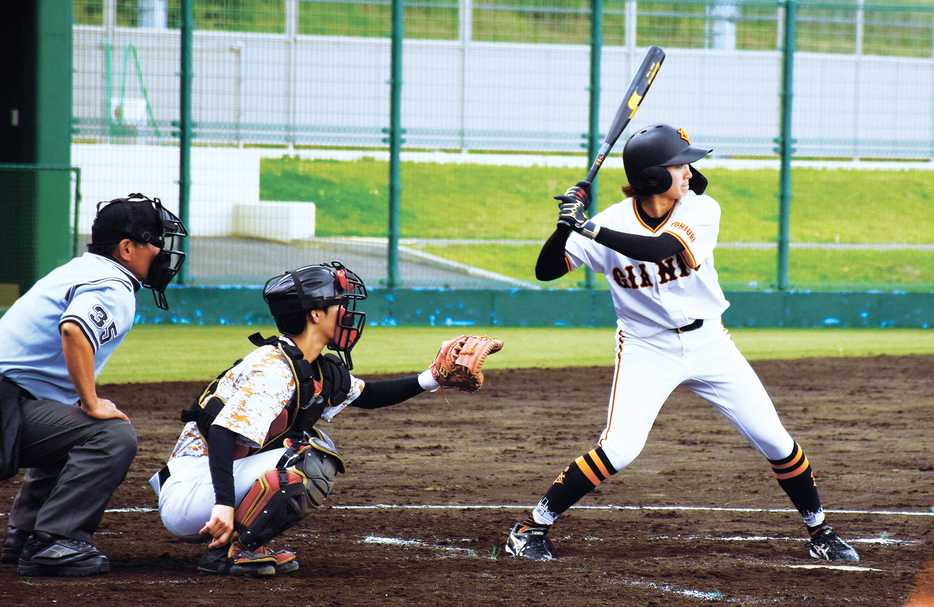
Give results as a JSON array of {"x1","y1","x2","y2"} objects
[{"x1": 583, "y1": 45, "x2": 666, "y2": 190}]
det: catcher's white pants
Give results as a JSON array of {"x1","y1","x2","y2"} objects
[
  {"x1": 151, "y1": 449, "x2": 286, "y2": 542},
  {"x1": 598, "y1": 319, "x2": 795, "y2": 471}
]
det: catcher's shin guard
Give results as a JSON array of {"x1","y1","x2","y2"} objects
[{"x1": 235, "y1": 430, "x2": 345, "y2": 551}]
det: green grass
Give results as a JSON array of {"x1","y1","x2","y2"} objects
[
  {"x1": 261, "y1": 157, "x2": 934, "y2": 290},
  {"x1": 262, "y1": 158, "x2": 934, "y2": 244},
  {"x1": 98, "y1": 324, "x2": 934, "y2": 385},
  {"x1": 410, "y1": 243, "x2": 934, "y2": 291}
]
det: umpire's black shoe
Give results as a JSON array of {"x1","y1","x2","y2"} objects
[
  {"x1": 505, "y1": 523, "x2": 556, "y2": 561},
  {"x1": 807, "y1": 526, "x2": 859, "y2": 562},
  {"x1": 17, "y1": 532, "x2": 110, "y2": 577},
  {"x1": 1, "y1": 527, "x2": 31, "y2": 564}
]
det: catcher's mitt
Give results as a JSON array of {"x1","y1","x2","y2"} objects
[{"x1": 430, "y1": 334, "x2": 504, "y2": 393}]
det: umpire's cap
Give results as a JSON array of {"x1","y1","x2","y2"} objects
[
  {"x1": 91, "y1": 193, "x2": 187, "y2": 248},
  {"x1": 623, "y1": 124, "x2": 712, "y2": 195}
]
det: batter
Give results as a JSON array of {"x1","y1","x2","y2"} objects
[{"x1": 505, "y1": 124, "x2": 859, "y2": 563}]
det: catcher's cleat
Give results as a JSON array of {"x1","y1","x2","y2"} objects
[
  {"x1": 807, "y1": 526, "x2": 859, "y2": 562},
  {"x1": 505, "y1": 523, "x2": 556, "y2": 561},
  {"x1": 256, "y1": 545, "x2": 299, "y2": 574},
  {"x1": 1, "y1": 527, "x2": 31, "y2": 565},
  {"x1": 16, "y1": 532, "x2": 110, "y2": 577},
  {"x1": 198, "y1": 544, "x2": 277, "y2": 577}
]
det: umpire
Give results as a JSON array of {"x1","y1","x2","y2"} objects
[{"x1": 0, "y1": 194, "x2": 187, "y2": 577}]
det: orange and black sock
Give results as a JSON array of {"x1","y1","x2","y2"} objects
[
  {"x1": 769, "y1": 441, "x2": 825, "y2": 533},
  {"x1": 527, "y1": 448, "x2": 618, "y2": 526}
]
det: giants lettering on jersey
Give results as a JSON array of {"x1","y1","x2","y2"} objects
[{"x1": 611, "y1": 255, "x2": 692, "y2": 289}]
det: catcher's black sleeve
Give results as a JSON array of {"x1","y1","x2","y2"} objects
[
  {"x1": 594, "y1": 229, "x2": 684, "y2": 263},
  {"x1": 536, "y1": 226, "x2": 573, "y2": 281},
  {"x1": 207, "y1": 425, "x2": 238, "y2": 508},
  {"x1": 350, "y1": 375, "x2": 423, "y2": 409}
]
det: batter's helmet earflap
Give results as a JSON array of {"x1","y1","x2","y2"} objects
[
  {"x1": 623, "y1": 124, "x2": 712, "y2": 195},
  {"x1": 91, "y1": 193, "x2": 188, "y2": 311},
  {"x1": 263, "y1": 261, "x2": 367, "y2": 369}
]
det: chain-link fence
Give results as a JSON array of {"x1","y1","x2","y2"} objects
[
  {"x1": 0, "y1": 165, "x2": 82, "y2": 305},
  {"x1": 69, "y1": 0, "x2": 934, "y2": 293}
]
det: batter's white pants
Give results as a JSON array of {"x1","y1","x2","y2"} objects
[
  {"x1": 151, "y1": 449, "x2": 286, "y2": 542},
  {"x1": 598, "y1": 319, "x2": 795, "y2": 472}
]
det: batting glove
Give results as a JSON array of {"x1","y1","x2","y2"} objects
[{"x1": 557, "y1": 200, "x2": 600, "y2": 239}]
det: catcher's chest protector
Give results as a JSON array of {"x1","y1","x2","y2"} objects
[{"x1": 179, "y1": 334, "x2": 350, "y2": 456}]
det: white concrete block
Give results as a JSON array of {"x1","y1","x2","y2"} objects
[{"x1": 232, "y1": 201, "x2": 316, "y2": 242}]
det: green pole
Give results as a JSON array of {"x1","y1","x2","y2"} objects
[
  {"x1": 776, "y1": 0, "x2": 796, "y2": 291},
  {"x1": 105, "y1": 40, "x2": 113, "y2": 142},
  {"x1": 387, "y1": 0, "x2": 403, "y2": 288},
  {"x1": 179, "y1": 0, "x2": 193, "y2": 284},
  {"x1": 585, "y1": 0, "x2": 603, "y2": 290}
]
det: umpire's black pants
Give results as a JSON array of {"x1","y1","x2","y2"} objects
[{"x1": 8, "y1": 398, "x2": 137, "y2": 544}]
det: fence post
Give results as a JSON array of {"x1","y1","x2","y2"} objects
[
  {"x1": 585, "y1": 0, "x2": 603, "y2": 290},
  {"x1": 776, "y1": 0, "x2": 796, "y2": 291},
  {"x1": 387, "y1": 0, "x2": 404, "y2": 288},
  {"x1": 459, "y1": 0, "x2": 472, "y2": 151},
  {"x1": 179, "y1": 0, "x2": 193, "y2": 284}
]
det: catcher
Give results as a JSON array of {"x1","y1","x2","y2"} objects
[{"x1": 148, "y1": 261, "x2": 502, "y2": 577}]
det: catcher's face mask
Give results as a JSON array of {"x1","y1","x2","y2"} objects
[{"x1": 327, "y1": 264, "x2": 367, "y2": 369}]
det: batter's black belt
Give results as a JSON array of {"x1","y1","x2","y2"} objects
[
  {"x1": 156, "y1": 465, "x2": 171, "y2": 489},
  {"x1": 672, "y1": 319, "x2": 704, "y2": 333}
]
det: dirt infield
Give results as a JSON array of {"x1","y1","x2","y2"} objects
[{"x1": 2, "y1": 355, "x2": 933, "y2": 606}]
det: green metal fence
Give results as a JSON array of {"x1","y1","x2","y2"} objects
[
  {"x1": 69, "y1": 0, "x2": 934, "y2": 297},
  {"x1": 0, "y1": 165, "x2": 82, "y2": 301}
]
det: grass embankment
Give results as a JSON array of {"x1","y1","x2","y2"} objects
[{"x1": 261, "y1": 156, "x2": 934, "y2": 291}]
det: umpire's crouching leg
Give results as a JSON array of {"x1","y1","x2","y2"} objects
[{"x1": 10, "y1": 400, "x2": 138, "y2": 544}]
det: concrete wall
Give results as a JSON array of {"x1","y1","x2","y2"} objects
[{"x1": 73, "y1": 27, "x2": 934, "y2": 159}]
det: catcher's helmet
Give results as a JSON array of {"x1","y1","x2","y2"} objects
[
  {"x1": 623, "y1": 124, "x2": 712, "y2": 195},
  {"x1": 91, "y1": 193, "x2": 188, "y2": 311},
  {"x1": 263, "y1": 261, "x2": 367, "y2": 369}
]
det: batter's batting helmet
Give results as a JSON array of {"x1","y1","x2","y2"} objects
[
  {"x1": 92, "y1": 193, "x2": 188, "y2": 311},
  {"x1": 623, "y1": 124, "x2": 712, "y2": 195},
  {"x1": 263, "y1": 261, "x2": 367, "y2": 369}
]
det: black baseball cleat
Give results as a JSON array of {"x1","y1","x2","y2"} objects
[
  {"x1": 1, "y1": 527, "x2": 31, "y2": 565},
  {"x1": 17, "y1": 532, "x2": 110, "y2": 577},
  {"x1": 505, "y1": 523, "x2": 556, "y2": 561},
  {"x1": 807, "y1": 526, "x2": 859, "y2": 562},
  {"x1": 197, "y1": 544, "x2": 277, "y2": 577},
  {"x1": 255, "y1": 545, "x2": 299, "y2": 574}
]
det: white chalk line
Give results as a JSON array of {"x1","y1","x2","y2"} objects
[
  {"x1": 361, "y1": 533, "x2": 885, "y2": 605},
  {"x1": 329, "y1": 503, "x2": 934, "y2": 518},
  {"x1": 4, "y1": 502, "x2": 933, "y2": 518},
  {"x1": 645, "y1": 534, "x2": 913, "y2": 547}
]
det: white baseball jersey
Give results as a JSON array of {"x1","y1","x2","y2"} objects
[
  {"x1": 0, "y1": 253, "x2": 140, "y2": 403},
  {"x1": 564, "y1": 191, "x2": 729, "y2": 338}
]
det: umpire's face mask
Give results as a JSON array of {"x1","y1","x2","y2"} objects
[
  {"x1": 144, "y1": 247, "x2": 186, "y2": 310},
  {"x1": 143, "y1": 205, "x2": 188, "y2": 310}
]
